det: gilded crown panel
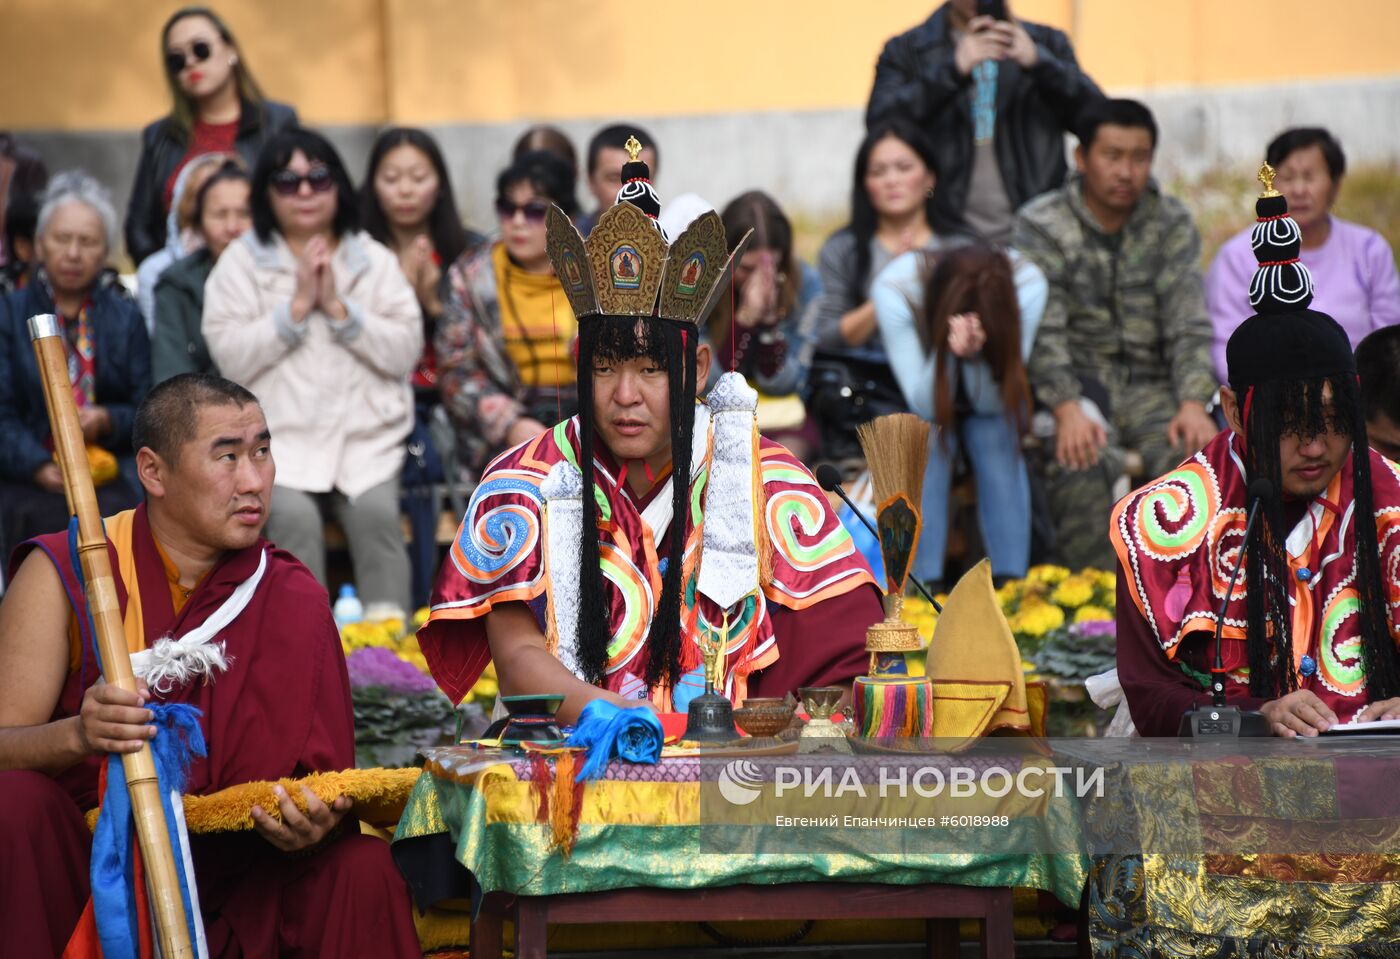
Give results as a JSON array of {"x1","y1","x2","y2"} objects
[
  {"x1": 586, "y1": 202, "x2": 668, "y2": 317},
  {"x1": 658, "y1": 210, "x2": 731, "y2": 323},
  {"x1": 545, "y1": 205, "x2": 599, "y2": 318}
]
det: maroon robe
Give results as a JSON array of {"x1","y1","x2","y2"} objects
[{"x1": 0, "y1": 504, "x2": 420, "y2": 957}]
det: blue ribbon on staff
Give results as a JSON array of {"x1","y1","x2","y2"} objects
[{"x1": 70, "y1": 517, "x2": 209, "y2": 957}]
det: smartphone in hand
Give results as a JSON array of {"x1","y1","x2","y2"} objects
[{"x1": 977, "y1": 0, "x2": 1008, "y2": 20}]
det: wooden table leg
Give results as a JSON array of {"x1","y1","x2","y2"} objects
[
  {"x1": 979, "y1": 888, "x2": 1015, "y2": 959},
  {"x1": 513, "y1": 896, "x2": 549, "y2": 959},
  {"x1": 473, "y1": 896, "x2": 505, "y2": 959},
  {"x1": 925, "y1": 916, "x2": 960, "y2": 958}
]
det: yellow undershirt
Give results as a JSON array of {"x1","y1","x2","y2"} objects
[
  {"x1": 153, "y1": 537, "x2": 207, "y2": 618},
  {"x1": 492, "y1": 242, "x2": 577, "y2": 389},
  {"x1": 65, "y1": 511, "x2": 208, "y2": 670}
]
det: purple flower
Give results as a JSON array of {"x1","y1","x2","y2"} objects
[
  {"x1": 1072, "y1": 619, "x2": 1117, "y2": 639},
  {"x1": 346, "y1": 647, "x2": 436, "y2": 694}
]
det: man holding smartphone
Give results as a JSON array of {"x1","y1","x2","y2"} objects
[{"x1": 866, "y1": 0, "x2": 1102, "y2": 244}]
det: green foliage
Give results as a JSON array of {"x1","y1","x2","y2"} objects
[
  {"x1": 352, "y1": 685, "x2": 458, "y2": 768},
  {"x1": 1031, "y1": 626, "x2": 1117, "y2": 682}
]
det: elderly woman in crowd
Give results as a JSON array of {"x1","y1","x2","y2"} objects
[
  {"x1": 125, "y1": 6, "x2": 297, "y2": 263},
  {"x1": 0, "y1": 172, "x2": 150, "y2": 555},
  {"x1": 152, "y1": 157, "x2": 250, "y2": 382},
  {"x1": 204, "y1": 126, "x2": 421, "y2": 617},
  {"x1": 436, "y1": 150, "x2": 579, "y2": 480},
  {"x1": 1208, "y1": 127, "x2": 1400, "y2": 381}
]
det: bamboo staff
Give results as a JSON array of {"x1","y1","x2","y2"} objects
[{"x1": 29, "y1": 314, "x2": 194, "y2": 958}]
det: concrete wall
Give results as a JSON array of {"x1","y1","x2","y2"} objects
[{"x1": 5, "y1": 1, "x2": 1399, "y2": 256}]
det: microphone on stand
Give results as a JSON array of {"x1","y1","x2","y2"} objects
[
  {"x1": 1181, "y1": 477, "x2": 1274, "y2": 738},
  {"x1": 815, "y1": 464, "x2": 942, "y2": 613}
]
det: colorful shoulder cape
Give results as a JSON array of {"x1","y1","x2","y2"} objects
[
  {"x1": 1110, "y1": 431, "x2": 1400, "y2": 717},
  {"x1": 420, "y1": 405, "x2": 876, "y2": 709}
]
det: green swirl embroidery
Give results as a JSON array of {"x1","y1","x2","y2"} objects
[
  {"x1": 1321, "y1": 593, "x2": 1363, "y2": 687},
  {"x1": 1140, "y1": 469, "x2": 1209, "y2": 550}
]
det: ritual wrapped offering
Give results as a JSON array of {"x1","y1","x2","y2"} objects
[
  {"x1": 850, "y1": 414, "x2": 936, "y2": 739},
  {"x1": 565, "y1": 698, "x2": 664, "y2": 779}
]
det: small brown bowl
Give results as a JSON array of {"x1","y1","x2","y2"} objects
[{"x1": 733, "y1": 697, "x2": 797, "y2": 739}]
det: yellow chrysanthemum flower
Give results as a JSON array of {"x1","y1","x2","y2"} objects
[
  {"x1": 1052, "y1": 575, "x2": 1095, "y2": 609},
  {"x1": 1027, "y1": 565, "x2": 1071, "y2": 585},
  {"x1": 1074, "y1": 605, "x2": 1114, "y2": 623},
  {"x1": 1015, "y1": 602, "x2": 1065, "y2": 638}
]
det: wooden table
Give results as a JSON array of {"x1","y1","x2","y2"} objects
[
  {"x1": 472, "y1": 882, "x2": 1014, "y2": 959},
  {"x1": 393, "y1": 747, "x2": 1086, "y2": 956}
]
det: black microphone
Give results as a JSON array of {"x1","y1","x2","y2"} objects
[
  {"x1": 815, "y1": 464, "x2": 943, "y2": 613},
  {"x1": 1181, "y1": 477, "x2": 1273, "y2": 738}
]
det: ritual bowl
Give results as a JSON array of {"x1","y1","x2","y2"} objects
[
  {"x1": 798, "y1": 686, "x2": 845, "y2": 721},
  {"x1": 496, "y1": 694, "x2": 566, "y2": 746},
  {"x1": 733, "y1": 698, "x2": 796, "y2": 739}
]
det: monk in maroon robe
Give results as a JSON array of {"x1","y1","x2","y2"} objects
[{"x1": 0, "y1": 374, "x2": 420, "y2": 957}]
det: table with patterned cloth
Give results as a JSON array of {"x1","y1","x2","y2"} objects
[
  {"x1": 391, "y1": 745, "x2": 1089, "y2": 955},
  {"x1": 1071, "y1": 738, "x2": 1400, "y2": 957}
]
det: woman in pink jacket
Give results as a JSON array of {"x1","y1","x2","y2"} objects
[{"x1": 204, "y1": 126, "x2": 421, "y2": 617}]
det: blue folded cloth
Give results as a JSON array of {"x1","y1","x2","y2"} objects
[{"x1": 565, "y1": 699, "x2": 664, "y2": 780}]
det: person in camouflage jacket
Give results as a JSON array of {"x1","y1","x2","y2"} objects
[{"x1": 1013, "y1": 99, "x2": 1218, "y2": 569}]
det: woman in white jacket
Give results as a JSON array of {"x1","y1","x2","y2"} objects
[{"x1": 204, "y1": 126, "x2": 421, "y2": 616}]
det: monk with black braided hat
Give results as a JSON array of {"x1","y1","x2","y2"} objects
[{"x1": 1112, "y1": 163, "x2": 1400, "y2": 738}]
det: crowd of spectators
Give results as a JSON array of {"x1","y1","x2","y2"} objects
[{"x1": 1, "y1": 0, "x2": 1398, "y2": 602}]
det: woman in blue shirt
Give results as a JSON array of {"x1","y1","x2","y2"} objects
[{"x1": 873, "y1": 243, "x2": 1046, "y2": 590}]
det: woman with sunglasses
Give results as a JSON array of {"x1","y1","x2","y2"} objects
[
  {"x1": 203, "y1": 127, "x2": 422, "y2": 618},
  {"x1": 124, "y1": 6, "x2": 297, "y2": 264},
  {"x1": 436, "y1": 150, "x2": 580, "y2": 480}
]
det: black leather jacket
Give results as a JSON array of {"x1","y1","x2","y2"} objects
[
  {"x1": 865, "y1": 4, "x2": 1102, "y2": 236},
  {"x1": 123, "y1": 98, "x2": 297, "y2": 263}
]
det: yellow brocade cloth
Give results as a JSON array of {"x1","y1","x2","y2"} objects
[{"x1": 493, "y1": 242, "x2": 577, "y2": 389}]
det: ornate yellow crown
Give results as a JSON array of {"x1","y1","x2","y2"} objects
[{"x1": 544, "y1": 143, "x2": 750, "y2": 325}]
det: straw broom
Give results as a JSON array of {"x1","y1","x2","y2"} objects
[
  {"x1": 29, "y1": 314, "x2": 194, "y2": 958},
  {"x1": 856, "y1": 413, "x2": 930, "y2": 515},
  {"x1": 856, "y1": 413, "x2": 931, "y2": 605}
]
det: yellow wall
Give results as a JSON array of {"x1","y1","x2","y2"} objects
[{"x1": 2, "y1": 0, "x2": 1397, "y2": 131}]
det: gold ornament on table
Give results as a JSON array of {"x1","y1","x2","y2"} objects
[{"x1": 851, "y1": 414, "x2": 936, "y2": 739}]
